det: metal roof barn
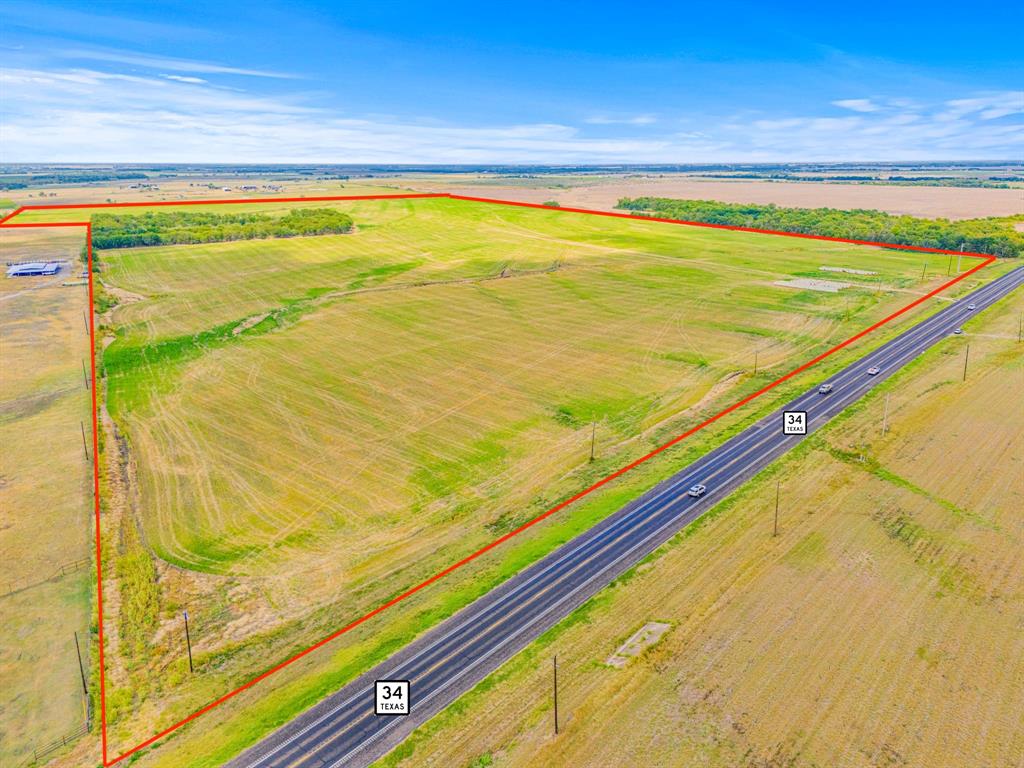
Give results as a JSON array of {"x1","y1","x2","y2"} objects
[{"x1": 6, "y1": 262, "x2": 61, "y2": 277}]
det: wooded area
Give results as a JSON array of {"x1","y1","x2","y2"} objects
[
  {"x1": 91, "y1": 208, "x2": 354, "y2": 249},
  {"x1": 616, "y1": 197, "x2": 1024, "y2": 257}
]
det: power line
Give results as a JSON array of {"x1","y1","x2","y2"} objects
[
  {"x1": 184, "y1": 610, "x2": 194, "y2": 673},
  {"x1": 80, "y1": 421, "x2": 89, "y2": 461},
  {"x1": 553, "y1": 655, "x2": 559, "y2": 735},
  {"x1": 773, "y1": 480, "x2": 780, "y2": 537},
  {"x1": 74, "y1": 632, "x2": 88, "y2": 696}
]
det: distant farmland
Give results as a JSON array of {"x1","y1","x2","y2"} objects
[{"x1": 12, "y1": 195, "x2": 986, "y2": 759}]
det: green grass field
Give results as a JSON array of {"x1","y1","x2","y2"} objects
[
  {"x1": 9, "y1": 195, "x2": 999, "y2": 760},
  {"x1": 96, "y1": 198, "x2": 930, "y2": 587}
]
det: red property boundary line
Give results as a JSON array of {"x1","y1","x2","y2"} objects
[{"x1": 0, "y1": 193, "x2": 995, "y2": 765}]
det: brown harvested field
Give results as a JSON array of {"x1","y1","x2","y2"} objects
[
  {"x1": 6, "y1": 174, "x2": 1022, "y2": 221},
  {"x1": 422, "y1": 177, "x2": 1024, "y2": 220},
  {"x1": 377, "y1": 280, "x2": 1024, "y2": 768},
  {"x1": 0, "y1": 228, "x2": 94, "y2": 763},
  {"x1": 0, "y1": 179, "x2": 400, "y2": 208}
]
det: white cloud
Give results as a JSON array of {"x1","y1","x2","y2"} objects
[
  {"x1": 1, "y1": 68, "x2": 311, "y2": 115},
  {"x1": 57, "y1": 48, "x2": 297, "y2": 79},
  {"x1": 941, "y1": 92, "x2": 1024, "y2": 121},
  {"x1": 584, "y1": 114, "x2": 657, "y2": 125},
  {"x1": 1, "y1": 67, "x2": 1020, "y2": 163},
  {"x1": 753, "y1": 118, "x2": 809, "y2": 130},
  {"x1": 162, "y1": 74, "x2": 208, "y2": 84},
  {"x1": 832, "y1": 98, "x2": 880, "y2": 113}
]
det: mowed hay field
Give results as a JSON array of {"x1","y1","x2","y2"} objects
[
  {"x1": 377, "y1": 280, "x2": 1024, "y2": 768},
  {"x1": 10, "y1": 196, "x2": 998, "y2": 758},
  {"x1": 96, "y1": 197, "x2": 933, "y2": 596},
  {"x1": 0, "y1": 228, "x2": 93, "y2": 762}
]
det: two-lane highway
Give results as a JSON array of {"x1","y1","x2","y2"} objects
[{"x1": 231, "y1": 266, "x2": 1023, "y2": 768}]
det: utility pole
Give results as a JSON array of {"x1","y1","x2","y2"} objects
[
  {"x1": 1018, "y1": 313, "x2": 1022, "y2": 342},
  {"x1": 882, "y1": 393, "x2": 890, "y2": 436},
  {"x1": 83, "y1": 310, "x2": 89, "y2": 335},
  {"x1": 753, "y1": 348, "x2": 758, "y2": 375},
  {"x1": 957, "y1": 244, "x2": 964, "y2": 274},
  {"x1": 920, "y1": 260, "x2": 928, "y2": 281},
  {"x1": 73, "y1": 632, "x2": 88, "y2": 696},
  {"x1": 184, "y1": 610, "x2": 194, "y2": 673},
  {"x1": 589, "y1": 422, "x2": 596, "y2": 462},
  {"x1": 553, "y1": 655, "x2": 559, "y2": 735},
  {"x1": 773, "y1": 480, "x2": 780, "y2": 537},
  {"x1": 82, "y1": 359, "x2": 89, "y2": 390},
  {"x1": 946, "y1": 253, "x2": 953, "y2": 276},
  {"x1": 80, "y1": 421, "x2": 89, "y2": 461},
  {"x1": 962, "y1": 343, "x2": 970, "y2": 382}
]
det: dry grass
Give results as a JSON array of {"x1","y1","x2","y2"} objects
[
  {"x1": 377, "y1": 285, "x2": 1024, "y2": 768},
  {"x1": 0, "y1": 228, "x2": 93, "y2": 763}
]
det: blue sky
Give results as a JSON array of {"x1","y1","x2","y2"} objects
[{"x1": 1, "y1": 0, "x2": 1021, "y2": 162}]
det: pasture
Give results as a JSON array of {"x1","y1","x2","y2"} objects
[
  {"x1": 0, "y1": 228, "x2": 93, "y2": 764},
  {"x1": 98, "y1": 197, "x2": 930, "y2": 592}
]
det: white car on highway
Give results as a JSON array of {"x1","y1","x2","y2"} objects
[
  {"x1": 867, "y1": 366, "x2": 880, "y2": 376},
  {"x1": 967, "y1": 303, "x2": 976, "y2": 310},
  {"x1": 818, "y1": 383, "x2": 834, "y2": 394},
  {"x1": 687, "y1": 484, "x2": 706, "y2": 498}
]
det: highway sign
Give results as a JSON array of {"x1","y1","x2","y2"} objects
[
  {"x1": 375, "y1": 680, "x2": 410, "y2": 715},
  {"x1": 783, "y1": 411, "x2": 807, "y2": 435}
]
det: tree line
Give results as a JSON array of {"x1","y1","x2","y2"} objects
[
  {"x1": 616, "y1": 197, "x2": 1024, "y2": 258},
  {"x1": 696, "y1": 174, "x2": 1021, "y2": 188},
  {"x1": 91, "y1": 208, "x2": 354, "y2": 249},
  {"x1": 0, "y1": 171, "x2": 148, "y2": 190}
]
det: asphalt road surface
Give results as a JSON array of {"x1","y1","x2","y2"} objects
[{"x1": 231, "y1": 266, "x2": 1023, "y2": 768}]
